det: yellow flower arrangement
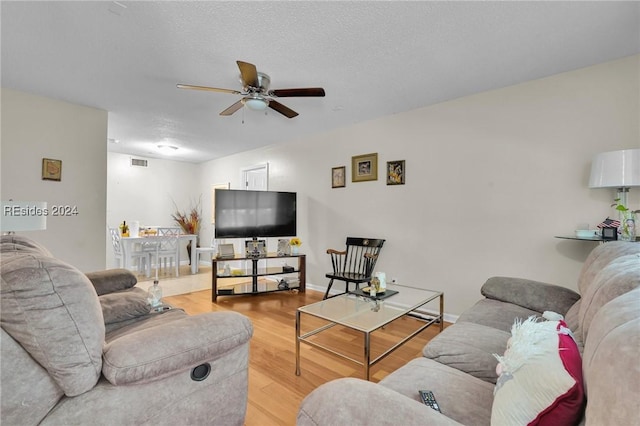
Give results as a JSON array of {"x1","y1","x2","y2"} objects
[{"x1": 290, "y1": 237, "x2": 302, "y2": 247}]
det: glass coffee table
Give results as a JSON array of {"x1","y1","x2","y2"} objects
[{"x1": 295, "y1": 285, "x2": 443, "y2": 380}]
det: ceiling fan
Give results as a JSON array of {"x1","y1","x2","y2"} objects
[{"x1": 177, "y1": 60, "x2": 325, "y2": 119}]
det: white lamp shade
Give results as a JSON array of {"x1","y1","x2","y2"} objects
[
  {"x1": 1, "y1": 201, "x2": 47, "y2": 232},
  {"x1": 589, "y1": 149, "x2": 640, "y2": 188}
]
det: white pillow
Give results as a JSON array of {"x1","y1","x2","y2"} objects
[{"x1": 491, "y1": 316, "x2": 584, "y2": 426}]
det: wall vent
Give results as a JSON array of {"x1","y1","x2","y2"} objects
[{"x1": 130, "y1": 158, "x2": 148, "y2": 167}]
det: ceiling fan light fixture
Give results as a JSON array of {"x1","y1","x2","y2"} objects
[{"x1": 244, "y1": 97, "x2": 268, "y2": 111}]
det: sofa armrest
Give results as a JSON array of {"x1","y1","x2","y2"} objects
[
  {"x1": 481, "y1": 276, "x2": 580, "y2": 316},
  {"x1": 102, "y1": 311, "x2": 252, "y2": 385},
  {"x1": 85, "y1": 269, "x2": 137, "y2": 296},
  {"x1": 298, "y1": 378, "x2": 463, "y2": 426}
]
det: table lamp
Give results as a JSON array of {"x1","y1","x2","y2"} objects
[
  {"x1": 1, "y1": 201, "x2": 48, "y2": 233},
  {"x1": 589, "y1": 149, "x2": 640, "y2": 208}
]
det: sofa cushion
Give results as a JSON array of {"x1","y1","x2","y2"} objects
[
  {"x1": 582, "y1": 286, "x2": 640, "y2": 425},
  {"x1": 380, "y1": 357, "x2": 494, "y2": 426},
  {"x1": 576, "y1": 241, "x2": 640, "y2": 296},
  {"x1": 1, "y1": 328, "x2": 64, "y2": 426},
  {"x1": 457, "y1": 298, "x2": 540, "y2": 333},
  {"x1": 99, "y1": 287, "x2": 151, "y2": 325},
  {"x1": 1, "y1": 234, "x2": 53, "y2": 257},
  {"x1": 481, "y1": 276, "x2": 580, "y2": 316},
  {"x1": 0, "y1": 253, "x2": 105, "y2": 396},
  {"x1": 298, "y1": 377, "x2": 464, "y2": 426},
  {"x1": 102, "y1": 311, "x2": 253, "y2": 385},
  {"x1": 492, "y1": 317, "x2": 584, "y2": 426},
  {"x1": 576, "y1": 253, "x2": 640, "y2": 344},
  {"x1": 423, "y1": 322, "x2": 510, "y2": 383},
  {"x1": 86, "y1": 269, "x2": 138, "y2": 296}
]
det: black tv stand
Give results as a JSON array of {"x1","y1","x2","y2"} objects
[{"x1": 211, "y1": 253, "x2": 306, "y2": 302}]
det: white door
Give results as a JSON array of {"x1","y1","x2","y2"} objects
[{"x1": 242, "y1": 163, "x2": 268, "y2": 191}]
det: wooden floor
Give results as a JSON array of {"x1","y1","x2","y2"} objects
[{"x1": 164, "y1": 287, "x2": 447, "y2": 425}]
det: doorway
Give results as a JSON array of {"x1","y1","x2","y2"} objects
[{"x1": 242, "y1": 163, "x2": 268, "y2": 191}]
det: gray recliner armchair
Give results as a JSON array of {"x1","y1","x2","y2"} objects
[{"x1": 1, "y1": 235, "x2": 253, "y2": 425}]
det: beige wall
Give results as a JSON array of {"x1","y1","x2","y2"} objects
[
  {"x1": 1, "y1": 88, "x2": 108, "y2": 271},
  {"x1": 197, "y1": 55, "x2": 639, "y2": 316}
]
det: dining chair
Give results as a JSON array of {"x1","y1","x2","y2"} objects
[
  {"x1": 108, "y1": 227, "x2": 150, "y2": 275},
  {"x1": 324, "y1": 237, "x2": 385, "y2": 299},
  {"x1": 150, "y1": 227, "x2": 181, "y2": 277},
  {"x1": 195, "y1": 234, "x2": 217, "y2": 273}
]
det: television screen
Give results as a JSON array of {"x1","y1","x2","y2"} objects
[{"x1": 214, "y1": 189, "x2": 297, "y2": 239}]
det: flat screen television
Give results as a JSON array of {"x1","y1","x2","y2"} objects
[{"x1": 214, "y1": 189, "x2": 297, "y2": 239}]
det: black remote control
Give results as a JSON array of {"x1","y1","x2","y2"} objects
[{"x1": 418, "y1": 390, "x2": 441, "y2": 412}]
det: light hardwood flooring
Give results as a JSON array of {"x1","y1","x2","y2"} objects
[{"x1": 155, "y1": 269, "x2": 447, "y2": 425}]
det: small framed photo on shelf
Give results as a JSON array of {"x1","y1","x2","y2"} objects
[
  {"x1": 352, "y1": 153, "x2": 378, "y2": 182},
  {"x1": 331, "y1": 166, "x2": 346, "y2": 188},
  {"x1": 386, "y1": 160, "x2": 405, "y2": 185},
  {"x1": 277, "y1": 239, "x2": 291, "y2": 256},
  {"x1": 601, "y1": 227, "x2": 617, "y2": 240},
  {"x1": 42, "y1": 158, "x2": 62, "y2": 181}
]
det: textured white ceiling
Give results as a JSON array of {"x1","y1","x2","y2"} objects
[{"x1": 2, "y1": 1, "x2": 639, "y2": 163}]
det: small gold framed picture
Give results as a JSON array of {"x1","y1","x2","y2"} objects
[
  {"x1": 42, "y1": 158, "x2": 62, "y2": 181},
  {"x1": 386, "y1": 160, "x2": 405, "y2": 185},
  {"x1": 332, "y1": 166, "x2": 346, "y2": 188},
  {"x1": 351, "y1": 153, "x2": 378, "y2": 182}
]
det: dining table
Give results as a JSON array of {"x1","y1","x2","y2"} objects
[{"x1": 120, "y1": 234, "x2": 198, "y2": 276}]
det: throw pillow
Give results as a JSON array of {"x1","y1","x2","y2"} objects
[{"x1": 491, "y1": 316, "x2": 584, "y2": 426}]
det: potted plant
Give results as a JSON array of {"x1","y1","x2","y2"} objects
[
  {"x1": 171, "y1": 197, "x2": 202, "y2": 263},
  {"x1": 290, "y1": 237, "x2": 302, "y2": 255},
  {"x1": 611, "y1": 198, "x2": 639, "y2": 242}
]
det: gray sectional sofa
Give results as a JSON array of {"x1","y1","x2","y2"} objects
[
  {"x1": 298, "y1": 241, "x2": 640, "y2": 425},
  {"x1": 1, "y1": 235, "x2": 253, "y2": 425}
]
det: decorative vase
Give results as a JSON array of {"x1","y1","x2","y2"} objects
[
  {"x1": 291, "y1": 246, "x2": 299, "y2": 255},
  {"x1": 619, "y1": 211, "x2": 636, "y2": 242}
]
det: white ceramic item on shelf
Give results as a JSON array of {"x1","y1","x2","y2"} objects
[{"x1": 575, "y1": 229, "x2": 596, "y2": 238}]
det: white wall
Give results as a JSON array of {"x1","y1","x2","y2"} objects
[
  {"x1": 106, "y1": 152, "x2": 199, "y2": 267},
  {"x1": 1, "y1": 88, "x2": 108, "y2": 271},
  {"x1": 196, "y1": 55, "x2": 639, "y2": 316}
]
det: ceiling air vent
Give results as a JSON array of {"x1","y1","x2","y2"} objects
[{"x1": 130, "y1": 158, "x2": 148, "y2": 167}]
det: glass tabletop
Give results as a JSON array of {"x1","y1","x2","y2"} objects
[{"x1": 298, "y1": 286, "x2": 442, "y2": 333}]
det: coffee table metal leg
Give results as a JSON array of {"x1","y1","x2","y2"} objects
[
  {"x1": 295, "y1": 310, "x2": 301, "y2": 376},
  {"x1": 439, "y1": 293, "x2": 445, "y2": 332},
  {"x1": 364, "y1": 332, "x2": 371, "y2": 380}
]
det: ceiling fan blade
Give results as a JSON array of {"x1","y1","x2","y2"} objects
[
  {"x1": 220, "y1": 100, "x2": 244, "y2": 116},
  {"x1": 176, "y1": 83, "x2": 241, "y2": 95},
  {"x1": 237, "y1": 61, "x2": 259, "y2": 88},
  {"x1": 269, "y1": 87, "x2": 326, "y2": 97},
  {"x1": 268, "y1": 100, "x2": 299, "y2": 118}
]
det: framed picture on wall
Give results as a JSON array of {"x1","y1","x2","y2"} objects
[
  {"x1": 42, "y1": 158, "x2": 62, "y2": 181},
  {"x1": 351, "y1": 153, "x2": 378, "y2": 182},
  {"x1": 386, "y1": 160, "x2": 405, "y2": 185},
  {"x1": 332, "y1": 166, "x2": 346, "y2": 188}
]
